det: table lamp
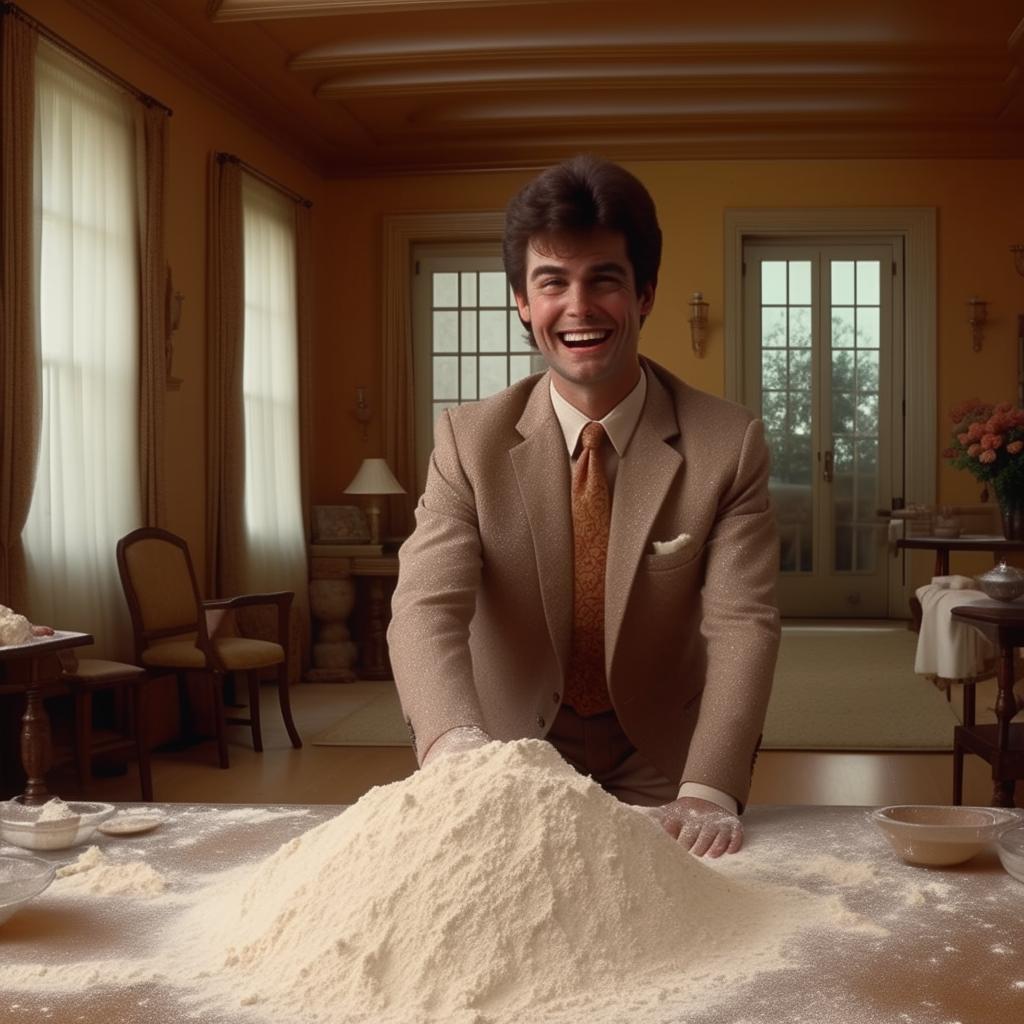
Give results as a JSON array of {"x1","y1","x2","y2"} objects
[{"x1": 343, "y1": 458, "x2": 406, "y2": 545}]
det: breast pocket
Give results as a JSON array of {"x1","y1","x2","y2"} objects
[{"x1": 642, "y1": 541, "x2": 706, "y2": 574}]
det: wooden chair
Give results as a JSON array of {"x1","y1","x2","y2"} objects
[
  {"x1": 59, "y1": 655, "x2": 153, "y2": 801},
  {"x1": 116, "y1": 527, "x2": 301, "y2": 769}
]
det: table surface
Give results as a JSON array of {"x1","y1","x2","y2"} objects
[
  {"x1": 897, "y1": 534, "x2": 1024, "y2": 550},
  {"x1": 1, "y1": 803, "x2": 1022, "y2": 1023},
  {"x1": 0, "y1": 630, "x2": 92, "y2": 663}
]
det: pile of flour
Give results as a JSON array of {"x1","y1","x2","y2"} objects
[
  {"x1": 55, "y1": 846, "x2": 166, "y2": 898},
  {"x1": 170, "y1": 740, "x2": 870, "y2": 1024}
]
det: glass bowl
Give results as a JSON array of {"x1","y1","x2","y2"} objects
[
  {"x1": 0, "y1": 799, "x2": 116, "y2": 852},
  {"x1": 996, "y1": 825, "x2": 1024, "y2": 883},
  {"x1": 871, "y1": 804, "x2": 1019, "y2": 866},
  {"x1": 0, "y1": 855, "x2": 56, "y2": 926}
]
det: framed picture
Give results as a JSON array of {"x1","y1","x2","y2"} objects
[{"x1": 312, "y1": 505, "x2": 371, "y2": 543}]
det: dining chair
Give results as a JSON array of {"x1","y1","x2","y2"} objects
[{"x1": 116, "y1": 527, "x2": 302, "y2": 769}]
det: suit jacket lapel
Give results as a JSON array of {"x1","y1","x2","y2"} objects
[
  {"x1": 605, "y1": 363, "x2": 684, "y2": 667},
  {"x1": 510, "y1": 374, "x2": 573, "y2": 678}
]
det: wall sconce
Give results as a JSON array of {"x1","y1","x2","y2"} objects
[
  {"x1": 967, "y1": 296, "x2": 988, "y2": 352},
  {"x1": 1012, "y1": 244, "x2": 1024, "y2": 278},
  {"x1": 353, "y1": 386, "x2": 371, "y2": 440},
  {"x1": 688, "y1": 291, "x2": 709, "y2": 358}
]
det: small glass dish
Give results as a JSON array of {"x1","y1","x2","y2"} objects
[
  {"x1": 0, "y1": 799, "x2": 116, "y2": 852},
  {"x1": 0, "y1": 855, "x2": 56, "y2": 926},
  {"x1": 996, "y1": 825, "x2": 1024, "y2": 883},
  {"x1": 871, "y1": 804, "x2": 1019, "y2": 867}
]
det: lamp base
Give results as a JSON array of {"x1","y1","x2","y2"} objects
[{"x1": 366, "y1": 502, "x2": 382, "y2": 546}]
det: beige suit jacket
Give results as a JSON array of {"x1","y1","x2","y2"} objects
[{"x1": 388, "y1": 357, "x2": 780, "y2": 807}]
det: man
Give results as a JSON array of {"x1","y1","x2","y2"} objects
[{"x1": 388, "y1": 156, "x2": 779, "y2": 858}]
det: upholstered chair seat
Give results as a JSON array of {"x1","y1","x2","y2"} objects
[{"x1": 117, "y1": 527, "x2": 301, "y2": 769}]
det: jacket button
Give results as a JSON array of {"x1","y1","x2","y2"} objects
[
  {"x1": 536, "y1": 714, "x2": 546, "y2": 729},
  {"x1": 552, "y1": 692, "x2": 560, "y2": 703}
]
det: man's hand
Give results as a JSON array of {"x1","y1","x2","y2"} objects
[
  {"x1": 642, "y1": 796, "x2": 743, "y2": 858},
  {"x1": 421, "y1": 725, "x2": 492, "y2": 766}
]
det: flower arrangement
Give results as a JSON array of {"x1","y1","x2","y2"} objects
[{"x1": 944, "y1": 398, "x2": 1024, "y2": 505}]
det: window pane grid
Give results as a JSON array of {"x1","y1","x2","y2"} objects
[{"x1": 431, "y1": 270, "x2": 532, "y2": 405}]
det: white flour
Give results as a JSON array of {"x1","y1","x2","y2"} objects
[
  {"x1": 0, "y1": 605, "x2": 33, "y2": 646},
  {"x1": 55, "y1": 845, "x2": 166, "y2": 898},
  {"x1": 168, "y1": 740, "x2": 873, "y2": 1023},
  {"x1": 12, "y1": 743, "x2": 1015, "y2": 1024},
  {"x1": 36, "y1": 798, "x2": 75, "y2": 823}
]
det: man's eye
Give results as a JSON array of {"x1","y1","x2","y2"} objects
[{"x1": 539, "y1": 278, "x2": 564, "y2": 290}]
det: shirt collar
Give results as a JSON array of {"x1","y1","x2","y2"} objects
[{"x1": 549, "y1": 368, "x2": 647, "y2": 458}]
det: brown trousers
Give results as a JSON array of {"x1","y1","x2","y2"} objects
[{"x1": 547, "y1": 703, "x2": 676, "y2": 807}]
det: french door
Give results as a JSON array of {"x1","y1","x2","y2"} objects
[{"x1": 744, "y1": 241, "x2": 903, "y2": 617}]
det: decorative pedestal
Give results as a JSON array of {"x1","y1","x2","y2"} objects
[{"x1": 307, "y1": 577, "x2": 357, "y2": 682}]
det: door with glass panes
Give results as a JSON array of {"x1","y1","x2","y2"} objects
[
  {"x1": 743, "y1": 242, "x2": 901, "y2": 617},
  {"x1": 412, "y1": 247, "x2": 546, "y2": 495}
]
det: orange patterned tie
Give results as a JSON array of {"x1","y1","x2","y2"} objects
[{"x1": 564, "y1": 421, "x2": 613, "y2": 716}]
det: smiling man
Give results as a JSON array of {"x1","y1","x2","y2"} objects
[{"x1": 388, "y1": 156, "x2": 780, "y2": 858}]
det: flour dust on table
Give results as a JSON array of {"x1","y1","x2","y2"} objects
[{"x1": 11, "y1": 741, "x2": 1009, "y2": 1024}]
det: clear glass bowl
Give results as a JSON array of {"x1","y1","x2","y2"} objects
[
  {"x1": 0, "y1": 855, "x2": 56, "y2": 926},
  {"x1": 0, "y1": 800, "x2": 116, "y2": 852},
  {"x1": 996, "y1": 825, "x2": 1024, "y2": 883},
  {"x1": 871, "y1": 804, "x2": 1020, "y2": 866}
]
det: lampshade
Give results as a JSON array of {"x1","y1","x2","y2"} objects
[{"x1": 343, "y1": 458, "x2": 406, "y2": 496}]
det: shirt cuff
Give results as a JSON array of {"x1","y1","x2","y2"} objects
[{"x1": 676, "y1": 782, "x2": 738, "y2": 815}]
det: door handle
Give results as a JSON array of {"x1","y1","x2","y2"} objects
[{"x1": 823, "y1": 449, "x2": 833, "y2": 483}]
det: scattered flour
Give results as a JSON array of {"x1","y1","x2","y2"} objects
[{"x1": 55, "y1": 846, "x2": 166, "y2": 898}]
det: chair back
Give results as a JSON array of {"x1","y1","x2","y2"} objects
[{"x1": 116, "y1": 528, "x2": 203, "y2": 657}]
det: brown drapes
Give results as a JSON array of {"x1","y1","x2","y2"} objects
[
  {"x1": 0, "y1": 12, "x2": 38, "y2": 609},
  {"x1": 205, "y1": 154, "x2": 246, "y2": 599},
  {"x1": 135, "y1": 101, "x2": 168, "y2": 528}
]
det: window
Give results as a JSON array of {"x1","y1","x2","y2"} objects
[
  {"x1": 240, "y1": 173, "x2": 305, "y2": 590},
  {"x1": 23, "y1": 41, "x2": 140, "y2": 652},
  {"x1": 412, "y1": 246, "x2": 544, "y2": 491}
]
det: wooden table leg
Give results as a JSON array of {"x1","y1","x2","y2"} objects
[
  {"x1": 992, "y1": 641, "x2": 1018, "y2": 808},
  {"x1": 20, "y1": 662, "x2": 51, "y2": 806}
]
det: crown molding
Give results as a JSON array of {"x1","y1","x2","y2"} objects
[{"x1": 211, "y1": 0, "x2": 565, "y2": 20}]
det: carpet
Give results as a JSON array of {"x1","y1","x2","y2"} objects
[
  {"x1": 311, "y1": 682, "x2": 410, "y2": 747},
  {"x1": 761, "y1": 624, "x2": 956, "y2": 751},
  {"x1": 311, "y1": 626, "x2": 959, "y2": 751}
]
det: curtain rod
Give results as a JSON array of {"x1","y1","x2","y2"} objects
[
  {"x1": 216, "y1": 152, "x2": 313, "y2": 209},
  {"x1": 1, "y1": 2, "x2": 172, "y2": 117}
]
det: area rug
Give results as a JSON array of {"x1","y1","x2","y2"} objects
[
  {"x1": 312, "y1": 626, "x2": 959, "y2": 751},
  {"x1": 311, "y1": 682, "x2": 410, "y2": 747},
  {"x1": 762, "y1": 624, "x2": 957, "y2": 751}
]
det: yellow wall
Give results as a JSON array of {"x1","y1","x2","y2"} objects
[{"x1": 321, "y1": 159, "x2": 1024, "y2": 529}]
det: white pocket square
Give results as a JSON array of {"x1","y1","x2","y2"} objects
[{"x1": 651, "y1": 532, "x2": 692, "y2": 556}]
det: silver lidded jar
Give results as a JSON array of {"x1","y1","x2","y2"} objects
[{"x1": 974, "y1": 560, "x2": 1024, "y2": 602}]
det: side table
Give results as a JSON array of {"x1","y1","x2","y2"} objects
[{"x1": 949, "y1": 602, "x2": 1024, "y2": 807}]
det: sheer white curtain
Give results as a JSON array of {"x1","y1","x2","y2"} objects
[
  {"x1": 240, "y1": 173, "x2": 306, "y2": 596},
  {"x1": 23, "y1": 42, "x2": 141, "y2": 655}
]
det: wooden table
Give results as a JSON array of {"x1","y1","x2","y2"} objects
[
  {"x1": 897, "y1": 534, "x2": 1024, "y2": 577},
  {"x1": 1, "y1": 803, "x2": 1022, "y2": 1022},
  {"x1": 950, "y1": 603, "x2": 1024, "y2": 807},
  {"x1": 0, "y1": 630, "x2": 92, "y2": 805}
]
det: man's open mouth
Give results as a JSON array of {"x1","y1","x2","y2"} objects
[{"x1": 559, "y1": 329, "x2": 611, "y2": 349}]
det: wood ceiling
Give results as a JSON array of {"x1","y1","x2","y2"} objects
[{"x1": 73, "y1": 0, "x2": 1024, "y2": 177}]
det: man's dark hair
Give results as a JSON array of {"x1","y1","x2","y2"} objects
[{"x1": 502, "y1": 155, "x2": 662, "y2": 301}]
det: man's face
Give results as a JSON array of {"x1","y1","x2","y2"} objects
[{"x1": 514, "y1": 229, "x2": 654, "y2": 414}]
